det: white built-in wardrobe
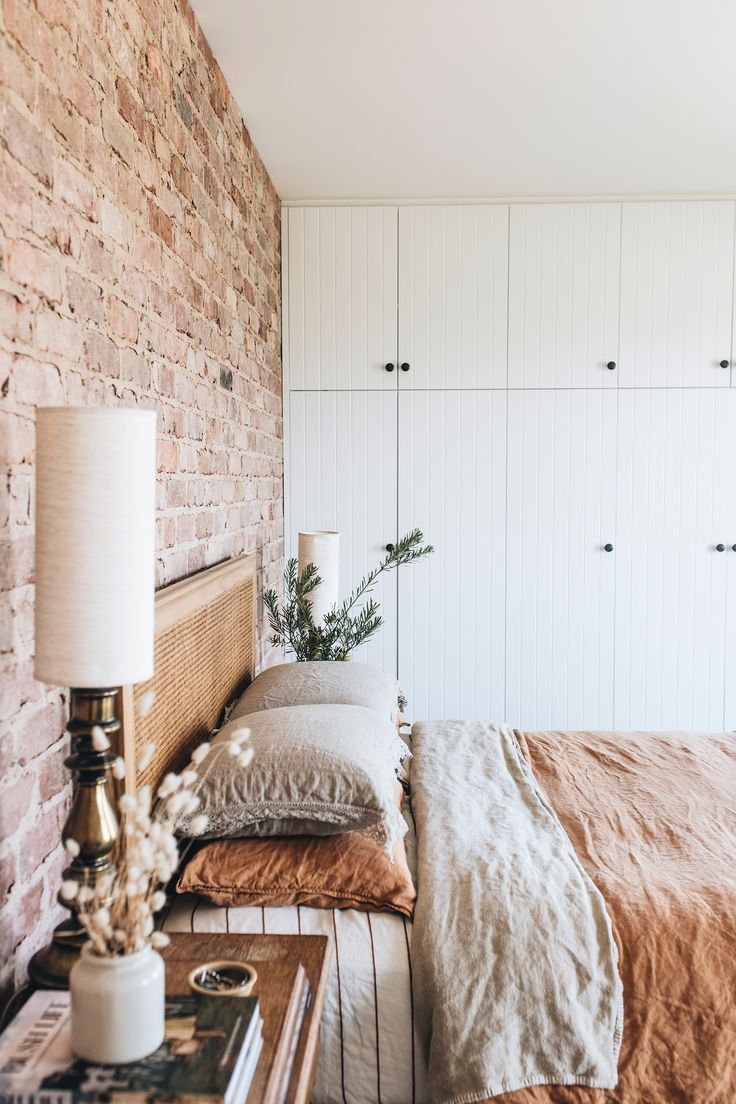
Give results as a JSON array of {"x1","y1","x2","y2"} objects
[{"x1": 282, "y1": 202, "x2": 736, "y2": 731}]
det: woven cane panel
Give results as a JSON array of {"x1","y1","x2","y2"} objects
[{"x1": 132, "y1": 577, "x2": 255, "y2": 795}]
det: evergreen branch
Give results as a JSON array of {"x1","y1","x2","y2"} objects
[{"x1": 265, "y1": 532, "x2": 433, "y2": 661}]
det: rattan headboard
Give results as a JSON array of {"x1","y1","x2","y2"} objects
[{"x1": 120, "y1": 554, "x2": 257, "y2": 794}]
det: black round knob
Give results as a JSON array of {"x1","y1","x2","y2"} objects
[
  {"x1": 604, "y1": 543, "x2": 614, "y2": 552},
  {"x1": 386, "y1": 543, "x2": 395, "y2": 553},
  {"x1": 732, "y1": 545, "x2": 736, "y2": 552},
  {"x1": 716, "y1": 544, "x2": 726, "y2": 552},
  {"x1": 606, "y1": 361, "x2": 616, "y2": 371},
  {"x1": 385, "y1": 362, "x2": 395, "y2": 372},
  {"x1": 720, "y1": 360, "x2": 730, "y2": 369},
  {"x1": 400, "y1": 362, "x2": 410, "y2": 372}
]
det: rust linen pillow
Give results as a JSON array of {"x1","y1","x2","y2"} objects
[{"x1": 177, "y1": 830, "x2": 416, "y2": 917}]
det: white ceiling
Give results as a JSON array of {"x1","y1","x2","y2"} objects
[{"x1": 191, "y1": 0, "x2": 736, "y2": 201}]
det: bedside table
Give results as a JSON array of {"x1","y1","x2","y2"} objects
[{"x1": 162, "y1": 933, "x2": 331, "y2": 1104}]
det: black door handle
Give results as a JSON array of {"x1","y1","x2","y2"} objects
[
  {"x1": 606, "y1": 361, "x2": 616, "y2": 371},
  {"x1": 604, "y1": 543, "x2": 614, "y2": 552},
  {"x1": 716, "y1": 544, "x2": 726, "y2": 552},
  {"x1": 385, "y1": 362, "x2": 395, "y2": 372},
  {"x1": 400, "y1": 362, "x2": 410, "y2": 372},
  {"x1": 720, "y1": 360, "x2": 730, "y2": 369},
  {"x1": 386, "y1": 543, "x2": 395, "y2": 553}
]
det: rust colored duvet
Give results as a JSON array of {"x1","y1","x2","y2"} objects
[{"x1": 500, "y1": 728, "x2": 736, "y2": 1104}]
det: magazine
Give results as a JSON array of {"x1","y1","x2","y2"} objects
[{"x1": 0, "y1": 990, "x2": 262, "y2": 1103}]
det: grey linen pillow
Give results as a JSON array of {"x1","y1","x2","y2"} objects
[
  {"x1": 231, "y1": 661, "x2": 403, "y2": 724},
  {"x1": 178, "y1": 703, "x2": 410, "y2": 854}
]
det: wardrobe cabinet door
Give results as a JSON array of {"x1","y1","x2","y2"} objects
[
  {"x1": 508, "y1": 203, "x2": 621, "y2": 388},
  {"x1": 725, "y1": 432, "x2": 736, "y2": 726},
  {"x1": 397, "y1": 391, "x2": 507, "y2": 720},
  {"x1": 287, "y1": 391, "x2": 398, "y2": 671},
  {"x1": 505, "y1": 390, "x2": 617, "y2": 730},
  {"x1": 619, "y1": 201, "x2": 735, "y2": 387},
  {"x1": 614, "y1": 389, "x2": 733, "y2": 730},
  {"x1": 398, "y1": 206, "x2": 509, "y2": 389},
  {"x1": 284, "y1": 207, "x2": 398, "y2": 390}
]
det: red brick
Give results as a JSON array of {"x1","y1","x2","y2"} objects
[
  {"x1": 37, "y1": 741, "x2": 70, "y2": 801},
  {"x1": 56, "y1": 60, "x2": 99, "y2": 125},
  {"x1": 54, "y1": 158, "x2": 98, "y2": 221},
  {"x1": 4, "y1": 0, "x2": 57, "y2": 74},
  {"x1": 0, "y1": 774, "x2": 35, "y2": 837},
  {"x1": 35, "y1": 307, "x2": 83, "y2": 361},
  {"x1": 146, "y1": 41, "x2": 171, "y2": 92},
  {"x1": 10, "y1": 355, "x2": 64, "y2": 404},
  {"x1": 0, "y1": 290, "x2": 33, "y2": 344},
  {"x1": 100, "y1": 196, "x2": 133, "y2": 248},
  {"x1": 101, "y1": 98, "x2": 137, "y2": 167},
  {"x1": 107, "y1": 296, "x2": 138, "y2": 341},
  {"x1": 7, "y1": 239, "x2": 64, "y2": 302},
  {"x1": 0, "y1": 408, "x2": 33, "y2": 463},
  {"x1": 66, "y1": 270, "x2": 104, "y2": 324},
  {"x1": 119, "y1": 346, "x2": 150, "y2": 387},
  {"x1": 76, "y1": 0, "x2": 103, "y2": 33},
  {"x1": 148, "y1": 198, "x2": 173, "y2": 248},
  {"x1": 18, "y1": 822, "x2": 57, "y2": 893},
  {"x1": 166, "y1": 478, "x2": 188, "y2": 508},
  {"x1": 85, "y1": 330, "x2": 119, "y2": 376},
  {"x1": 12, "y1": 877, "x2": 46, "y2": 952},
  {"x1": 0, "y1": 103, "x2": 53, "y2": 187},
  {"x1": 83, "y1": 128, "x2": 117, "y2": 191},
  {"x1": 0, "y1": 854, "x2": 17, "y2": 900},
  {"x1": 11, "y1": 697, "x2": 66, "y2": 767},
  {"x1": 0, "y1": 35, "x2": 36, "y2": 109},
  {"x1": 32, "y1": 192, "x2": 81, "y2": 257},
  {"x1": 116, "y1": 76, "x2": 145, "y2": 140},
  {"x1": 81, "y1": 233, "x2": 119, "y2": 281},
  {"x1": 38, "y1": 82, "x2": 84, "y2": 158},
  {"x1": 176, "y1": 513, "x2": 196, "y2": 543},
  {"x1": 35, "y1": 0, "x2": 76, "y2": 38}
]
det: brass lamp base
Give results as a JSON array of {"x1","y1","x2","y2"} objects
[
  {"x1": 28, "y1": 918, "x2": 87, "y2": 990},
  {"x1": 28, "y1": 687, "x2": 120, "y2": 990}
]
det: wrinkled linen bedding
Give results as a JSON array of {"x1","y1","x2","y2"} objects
[
  {"x1": 170, "y1": 725, "x2": 736, "y2": 1104},
  {"x1": 410, "y1": 721, "x2": 623, "y2": 1104},
  {"x1": 501, "y1": 727, "x2": 736, "y2": 1104}
]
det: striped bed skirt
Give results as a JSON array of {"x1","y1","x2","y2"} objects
[{"x1": 163, "y1": 894, "x2": 428, "y2": 1104}]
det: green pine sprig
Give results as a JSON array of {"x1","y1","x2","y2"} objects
[{"x1": 263, "y1": 528, "x2": 434, "y2": 661}]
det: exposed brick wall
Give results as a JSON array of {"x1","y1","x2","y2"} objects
[{"x1": 0, "y1": 0, "x2": 283, "y2": 988}]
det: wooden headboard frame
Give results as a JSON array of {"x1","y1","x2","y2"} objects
[{"x1": 120, "y1": 554, "x2": 257, "y2": 794}]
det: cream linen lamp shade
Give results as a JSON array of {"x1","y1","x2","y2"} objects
[
  {"x1": 298, "y1": 530, "x2": 339, "y2": 624},
  {"x1": 34, "y1": 407, "x2": 157, "y2": 688}
]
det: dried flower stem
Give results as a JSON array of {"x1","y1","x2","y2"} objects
[{"x1": 68, "y1": 736, "x2": 244, "y2": 958}]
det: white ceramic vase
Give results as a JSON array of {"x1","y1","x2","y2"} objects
[{"x1": 70, "y1": 944, "x2": 165, "y2": 1064}]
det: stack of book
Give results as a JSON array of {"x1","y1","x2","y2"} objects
[{"x1": 0, "y1": 961, "x2": 311, "y2": 1104}]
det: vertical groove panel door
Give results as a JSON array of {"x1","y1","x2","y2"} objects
[
  {"x1": 398, "y1": 206, "x2": 509, "y2": 389},
  {"x1": 505, "y1": 390, "x2": 617, "y2": 730},
  {"x1": 614, "y1": 389, "x2": 733, "y2": 730},
  {"x1": 618, "y1": 201, "x2": 735, "y2": 387},
  {"x1": 284, "y1": 207, "x2": 398, "y2": 390},
  {"x1": 725, "y1": 406, "x2": 736, "y2": 726},
  {"x1": 397, "y1": 391, "x2": 507, "y2": 720},
  {"x1": 508, "y1": 203, "x2": 622, "y2": 387},
  {"x1": 287, "y1": 391, "x2": 398, "y2": 672}
]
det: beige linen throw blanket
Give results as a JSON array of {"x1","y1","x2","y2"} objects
[{"x1": 410, "y1": 721, "x2": 623, "y2": 1104}]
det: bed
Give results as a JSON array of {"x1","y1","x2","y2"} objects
[{"x1": 121, "y1": 556, "x2": 736, "y2": 1104}]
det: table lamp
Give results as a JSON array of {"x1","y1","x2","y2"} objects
[
  {"x1": 29, "y1": 407, "x2": 156, "y2": 988},
  {"x1": 298, "y1": 531, "x2": 339, "y2": 623}
]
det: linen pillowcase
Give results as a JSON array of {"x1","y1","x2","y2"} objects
[
  {"x1": 176, "y1": 829, "x2": 417, "y2": 917},
  {"x1": 177, "y1": 703, "x2": 410, "y2": 854},
  {"x1": 231, "y1": 661, "x2": 403, "y2": 724}
]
